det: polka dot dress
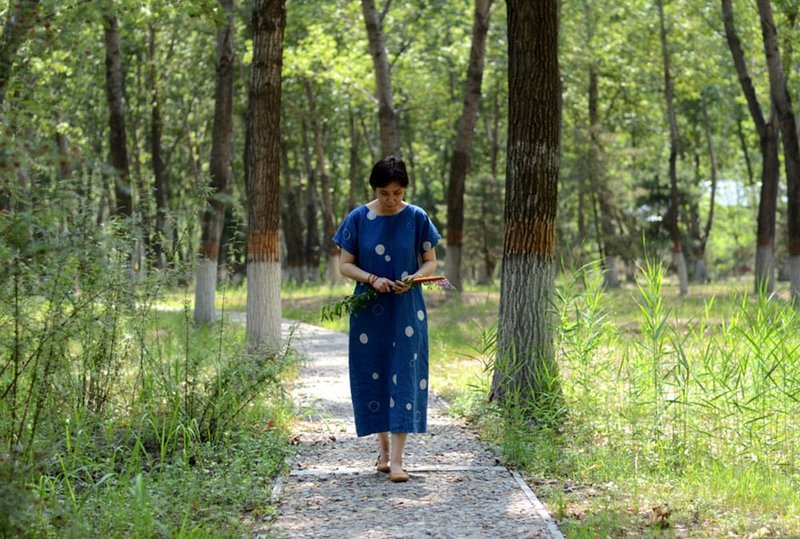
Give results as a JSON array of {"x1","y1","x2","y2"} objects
[{"x1": 333, "y1": 204, "x2": 441, "y2": 437}]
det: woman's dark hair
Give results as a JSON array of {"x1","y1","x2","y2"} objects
[{"x1": 369, "y1": 156, "x2": 409, "y2": 189}]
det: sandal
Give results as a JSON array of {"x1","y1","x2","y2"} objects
[
  {"x1": 389, "y1": 469, "x2": 409, "y2": 483},
  {"x1": 375, "y1": 455, "x2": 390, "y2": 473}
]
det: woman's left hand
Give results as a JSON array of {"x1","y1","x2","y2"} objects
[{"x1": 393, "y1": 279, "x2": 412, "y2": 294}]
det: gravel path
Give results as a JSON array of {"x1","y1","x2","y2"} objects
[{"x1": 257, "y1": 321, "x2": 563, "y2": 539}]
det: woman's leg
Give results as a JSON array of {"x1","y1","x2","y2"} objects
[
  {"x1": 377, "y1": 432, "x2": 390, "y2": 465},
  {"x1": 389, "y1": 432, "x2": 407, "y2": 473}
]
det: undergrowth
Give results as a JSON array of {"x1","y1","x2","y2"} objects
[
  {"x1": 441, "y1": 262, "x2": 800, "y2": 537},
  {"x1": 0, "y1": 181, "x2": 297, "y2": 537}
]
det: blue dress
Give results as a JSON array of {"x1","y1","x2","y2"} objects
[{"x1": 333, "y1": 203, "x2": 441, "y2": 437}]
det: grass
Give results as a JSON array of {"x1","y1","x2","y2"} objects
[
  {"x1": 277, "y1": 271, "x2": 800, "y2": 538},
  {"x1": 2, "y1": 300, "x2": 298, "y2": 538}
]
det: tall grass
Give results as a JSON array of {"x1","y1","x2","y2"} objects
[
  {"x1": 0, "y1": 181, "x2": 295, "y2": 536},
  {"x1": 458, "y1": 261, "x2": 800, "y2": 534}
]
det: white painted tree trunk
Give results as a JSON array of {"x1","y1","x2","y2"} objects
[
  {"x1": 755, "y1": 244, "x2": 775, "y2": 294},
  {"x1": 326, "y1": 254, "x2": 341, "y2": 285},
  {"x1": 246, "y1": 261, "x2": 282, "y2": 351},
  {"x1": 788, "y1": 255, "x2": 800, "y2": 302},
  {"x1": 194, "y1": 258, "x2": 218, "y2": 324},
  {"x1": 672, "y1": 249, "x2": 689, "y2": 296},
  {"x1": 603, "y1": 255, "x2": 620, "y2": 288},
  {"x1": 445, "y1": 245, "x2": 463, "y2": 292},
  {"x1": 492, "y1": 255, "x2": 558, "y2": 405},
  {"x1": 694, "y1": 258, "x2": 708, "y2": 284}
]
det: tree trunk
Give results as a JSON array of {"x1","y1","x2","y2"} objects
[
  {"x1": 756, "y1": 0, "x2": 800, "y2": 301},
  {"x1": 0, "y1": 0, "x2": 40, "y2": 104},
  {"x1": 195, "y1": 0, "x2": 236, "y2": 324},
  {"x1": 490, "y1": 0, "x2": 561, "y2": 411},
  {"x1": 281, "y1": 139, "x2": 306, "y2": 284},
  {"x1": 301, "y1": 118, "x2": 321, "y2": 280},
  {"x1": 721, "y1": 0, "x2": 780, "y2": 294},
  {"x1": 445, "y1": 0, "x2": 493, "y2": 294},
  {"x1": 657, "y1": 0, "x2": 688, "y2": 296},
  {"x1": 587, "y1": 62, "x2": 620, "y2": 288},
  {"x1": 347, "y1": 109, "x2": 360, "y2": 213},
  {"x1": 695, "y1": 95, "x2": 718, "y2": 283},
  {"x1": 245, "y1": 0, "x2": 285, "y2": 350},
  {"x1": 104, "y1": 14, "x2": 132, "y2": 219},
  {"x1": 148, "y1": 25, "x2": 169, "y2": 270},
  {"x1": 361, "y1": 0, "x2": 401, "y2": 157},
  {"x1": 303, "y1": 78, "x2": 339, "y2": 284}
]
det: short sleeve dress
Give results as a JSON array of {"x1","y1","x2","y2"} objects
[{"x1": 332, "y1": 203, "x2": 441, "y2": 437}]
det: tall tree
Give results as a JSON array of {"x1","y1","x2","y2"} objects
[
  {"x1": 693, "y1": 94, "x2": 718, "y2": 283},
  {"x1": 148, "y1": 24, "x2": 169, "y2": 269},
  {"x1": 103, "y1": 12, "x2": 132, "y2": 220},
  {"x1": 0, "y1": 0, "x2": 40, "y2": 104},
  {"x1": 245, "y1": 0, "x2": 285, "y2": 349},
  {"x1": 490, "y1": 0, "x2": 561, "y2": 409},
  {"x1": 445, "y1": 0, "x2": 493, "y2": 293},
  {"x1": 361, "y1": 0, "x2": 401, "y2": 157},
  {"x1": 195, "y1": 0, "x2": 236, "y2": 324},
  {"x1": 721, "y1": 0, "x2": 780, "y2": 294},
  {"x1": 582, "y1": 0, "x2": 620, "y2": 288},
  {"x1": 280, "y1": 138, "x2": 306, "y2": 283},
  {"x1": 756, "y1": 0, "x2": 800, "y2": 300},
  {"x1": 657, "y1": 0, "x2": 688, "y2": 295},
  {"x1": 303, "y1": 78, "x2": 339, "y2": 284}
]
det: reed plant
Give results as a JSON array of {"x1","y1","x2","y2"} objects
[{"x1": 449, "y1": 261, "x2": 800, "y2": 535}]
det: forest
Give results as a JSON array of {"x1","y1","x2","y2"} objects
[{"x1": 1, "y1": 0, "x2": 800, "y2": 536}]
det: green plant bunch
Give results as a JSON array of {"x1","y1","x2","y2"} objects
[{"x1": 320, "y1": 277, "x2": 455, "y2": 321}]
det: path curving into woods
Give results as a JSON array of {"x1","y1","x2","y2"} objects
[{"x1": 253, "y1": 321, "x2": 563, "y2": 539}]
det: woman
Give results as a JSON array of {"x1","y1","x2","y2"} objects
[{"x1": 332, "y1": 156, "x2": 440, "y2": 483}]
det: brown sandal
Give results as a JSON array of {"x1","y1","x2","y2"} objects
[
  {"x1": 376, "y1": 455, "x2": 390, "y2": 473},
  {"x1": 389, "y1": 469, "x2": 409, "y2": 483}
]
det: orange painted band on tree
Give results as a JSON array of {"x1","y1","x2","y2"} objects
[
  {"x1": 247, "y1": 231, "x2": 280, "y2": 262},
  {"x1": 757, "y1": 234, "x2": 774, "y2": 246},
  {"x1": 789, "y1": 240, "x2": 800, "y2": 257},
  {"x1": 199, "y1": 242, "x2": 220, "y2": 259},
  {"x1": 447, "y1": 229, "x2": 463, "y2": 244},
  {"x1": 503, "y1": 219, "x2": 555, "y2": 255}
]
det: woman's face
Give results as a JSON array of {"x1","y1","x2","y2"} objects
[{"x1": 375, "y1": 182, "x2": 405, "y2": 213}]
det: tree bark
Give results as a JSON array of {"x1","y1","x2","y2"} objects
[
  {"x1": 104, "y1": 14, "x2": 132, "y2": 219},
  {"x1": 445, "y1": 0, "x2": 493, "y2": 293},
  {"x1": 490, "y1": 0, "x2": 561, "y2": 411},
  {"x1": 301, "y1": 118, "x2": 321, "y2": 280},
  {"x1": 148, "y1": 25, "x2": 169, "y2": 270},
  {"x1": 347, "y1": 109, "x2": 361, "y2": 213},
  {"x1": 361, "y1": 0, "x2": 401, "y2": 157},
  {"x1": 756, "y1": 0, "x2": 800, "y2": 301},
  {"x1": 0, "y1": 0, "x2": 40, "y2": 105},
  {"x1": 303, "y1": 78, "x2": 339, "y2": 284},
  {"x1": 695, "y1": 95, "x2": 718, "y2": 283},
  {"x1": 587, "y1": 63, "x2": 620, "y2": 288},
  {"x1": 195, "y1": 0, "x2": 236, "y2": 324},
  {"x1": 281, "y1": 139, "x2": 306, "y2": 284},
  {"x1": 245, "y1": 0, "x2": 285, "y2": 350},
  {"x1": 657, "y1": 0, "x2": 688, "y2": 295},
  {"x1": 721, "y1": 0, "x2": 780, "y2": 294}
]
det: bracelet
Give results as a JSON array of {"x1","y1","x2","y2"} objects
[{"x1": 367, "y1": 273, "x2": 377, "y2": 285}]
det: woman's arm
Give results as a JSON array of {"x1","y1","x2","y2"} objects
[
  {"x1": 411, "y1": 249, "x2": 437, "y2": 280},
  {"x1": 339, "y1": 248, "x2": 396, "y2": 293}
]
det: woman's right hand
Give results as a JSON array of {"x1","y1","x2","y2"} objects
[{"x1": 370, "y1": 276, "x2": 395, "y2": 293}]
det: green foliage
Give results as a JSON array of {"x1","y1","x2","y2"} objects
[{"x1": 0, "y1": 180, "x2": 296, "y2": 536}]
